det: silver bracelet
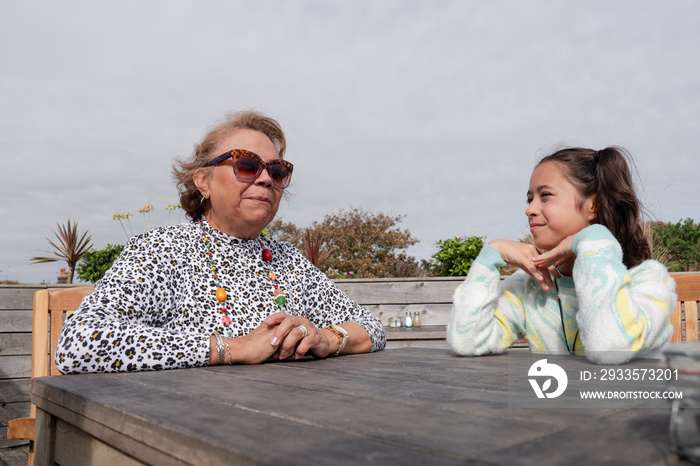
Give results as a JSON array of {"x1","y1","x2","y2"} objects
[
  {"x1": 224, "y1": 337, "x2": 232, "y2": 365},
  {"x1": 214, "y1": 333, "x2": 225, "y2": 365}
]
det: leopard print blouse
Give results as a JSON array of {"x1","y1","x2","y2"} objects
[{"x1": 55, "y1": 219, "x2": 386, "y2": 373}]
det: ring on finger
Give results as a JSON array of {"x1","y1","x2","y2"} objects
[{"x1": 296, "y1": 325, "x2": 308, "y2": 338}]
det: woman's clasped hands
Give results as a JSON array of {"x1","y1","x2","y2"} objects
[
  {"x1": 265, "y1": 312, "x2": 337, "y2": 360},
  {"x1": 225, "y1": 313, "x2": 338, "y2": 364}
]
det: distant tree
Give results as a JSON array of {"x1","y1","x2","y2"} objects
[
  {"x1": 30, "y1": 220, "x2": 94, "y2": 284},
  {"x1": 76, "y1": 244, "x2": 125, "y2": 283},
  {"x1": 381, "y1": 253, "x2": 432, "y2": 278},
  {"x1": 269, "y1": 209, "x2": 427, "y2": 277},
  {"x1": 651, "y1": 218, "x2": 700, "y2": 271},
  {"x1": 313, "y1": 208, "x2": 423, "y2": 277},
  {"x1": 267, "y1": 219, "x2": 304, "y2": 248}
]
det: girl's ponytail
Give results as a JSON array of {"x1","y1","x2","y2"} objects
[{"x1": 592, "y1": 147, "x2": 650, "y2": 267}]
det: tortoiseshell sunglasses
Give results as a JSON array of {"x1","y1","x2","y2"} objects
[{"x1": 203, "y1": 149, "x2": 293, "y2": 189}]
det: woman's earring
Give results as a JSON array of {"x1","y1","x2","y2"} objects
[{"x1": 200, "y1": 195, "x2": 207, "y2": 205}]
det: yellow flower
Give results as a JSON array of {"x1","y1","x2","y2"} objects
[{"x1": 139, "y1": 204, "x2": 154, "y2": 214}]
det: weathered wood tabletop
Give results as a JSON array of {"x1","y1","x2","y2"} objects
[{"x1": 32, "y1": 347, "x2": 680, "y2": 465}]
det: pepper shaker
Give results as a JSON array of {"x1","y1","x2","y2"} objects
[{"x1": 413, "y1": 311, "x2": 422, "y2": 327}]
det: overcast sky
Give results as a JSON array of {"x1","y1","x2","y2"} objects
[{"x1": 1, "y1": 1, "x2": 699, "y2": 284}]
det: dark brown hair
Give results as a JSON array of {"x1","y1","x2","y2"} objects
[
  {"x1": 537, "y1": 146, "x2": 650, "y2": 267},
  {"x1": 173, "y1": 111, "x2": 287, "y2": 220}
]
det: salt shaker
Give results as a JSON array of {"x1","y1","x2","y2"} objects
[{"x1": 404, "y1": 311, "x2": 413, "y2": 327}]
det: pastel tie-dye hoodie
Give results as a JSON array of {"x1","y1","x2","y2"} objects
[{"x1": 447, "y1": 224, "x2": 675, "y2": 364}]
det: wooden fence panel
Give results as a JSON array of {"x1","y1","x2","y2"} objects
[
  {"x1": 0, "y1": 356, "x2": 31, "y2": 380},
  {"x1": 0, "y1": 380, "x2": 31, "y2": 403},
  {"x1": 335, "y1": 277, "x2": 461, "y2": 327},
  {"x1": 0, "y1": 288, "x2": 36, "y2": 310},
  {"x1": 0, "y1": 403, "x2": 30, "y2": 428},
  {"x1": 362, "y1": 304, "x2": 452, "y2": 326},
  {"x1": 334, "y1": 277, "x2": 462, "y2": 304},
  {"x1": 0, "y1": 334, "x2": 31, "y2": 357},
  {"x1": 0, "y1": 311, "x2": 32, "y2": 333}
]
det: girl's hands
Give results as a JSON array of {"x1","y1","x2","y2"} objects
[
  {"x1": 489, "y1": 239, "x2": 559, "y2": 291},
  {"x1": 531, "y1": 235, "x2": 576, "y2": 276}
]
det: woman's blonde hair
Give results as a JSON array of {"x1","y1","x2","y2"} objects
[{"x1": 173, "y1": 111, "x2": 287, "y2": 220}]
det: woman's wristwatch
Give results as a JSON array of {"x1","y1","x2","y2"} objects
[{"x1": 327, "y1": 324, "x2": 349, "y2": 356}]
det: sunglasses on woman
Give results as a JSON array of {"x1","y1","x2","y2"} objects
[{"x1": 203, "y1": 149, "x2": 294, "y2": 189}]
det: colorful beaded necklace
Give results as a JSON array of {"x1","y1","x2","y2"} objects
[{"x1": 198, "y1": 220, "x2": 288, "y2": 335}]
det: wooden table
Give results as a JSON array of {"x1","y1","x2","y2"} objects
[{"x1": 32, "y1": 348, "x2": 682, "y2": 465}]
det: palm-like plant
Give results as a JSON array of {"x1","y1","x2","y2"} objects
[
  {"x1": 30, "y1": 220, "x2": 94, "y2": 283},
  {"x1": 303, "y1": 228, "x2": 329, "y2": 268}
]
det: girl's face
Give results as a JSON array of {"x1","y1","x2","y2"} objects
[{"x1": 526, "y1": 161, "x2": 596, "y2": 251}]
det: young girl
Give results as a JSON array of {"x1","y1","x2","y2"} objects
[{"x1": 447, "y1": 146, "x2": 675, "y2": 364}]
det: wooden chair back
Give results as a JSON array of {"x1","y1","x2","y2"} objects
[
  {"x1": 6, "y1": 285, "x2": 94, "y2": 465},
  {"x1": 669, "y1": 273, "x2": 700, "y2": 343},
  {"x1": 33, "y1": 286, "x2": 95, "y2": 379}
]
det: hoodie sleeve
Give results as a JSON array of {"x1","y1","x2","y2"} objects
[{"x1": 447, "y1": 244, "x2": 530, "y2": 356}]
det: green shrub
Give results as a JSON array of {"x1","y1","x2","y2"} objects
[
  {"x1": 431, "y1": 236, "x2": 485, "y2": 276},
  {"x1": 76, "y1": 244, "x2": 125, "y2": 283},
  {"x1": 652, "y1": 218, "x2": 700, "y2": 271}
]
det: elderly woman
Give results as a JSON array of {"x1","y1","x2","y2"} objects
[{"x1": 56, "y1": 111, "x2": 386, "y2": 373}]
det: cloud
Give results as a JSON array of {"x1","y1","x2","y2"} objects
[{"x1": 1, "y1": 0, "x2": 699, "y2": 283}]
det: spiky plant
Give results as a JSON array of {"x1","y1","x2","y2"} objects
[
  {"x1": 303, "y1": 228, "x2": 328, "y2": 268},
  {"x1": 30, "y1": 220, "x2": 94, "y2": 283}
]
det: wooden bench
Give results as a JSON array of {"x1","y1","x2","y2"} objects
[{"x1": 670, "y1": 272, "x2": 700, "y2": 343}]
